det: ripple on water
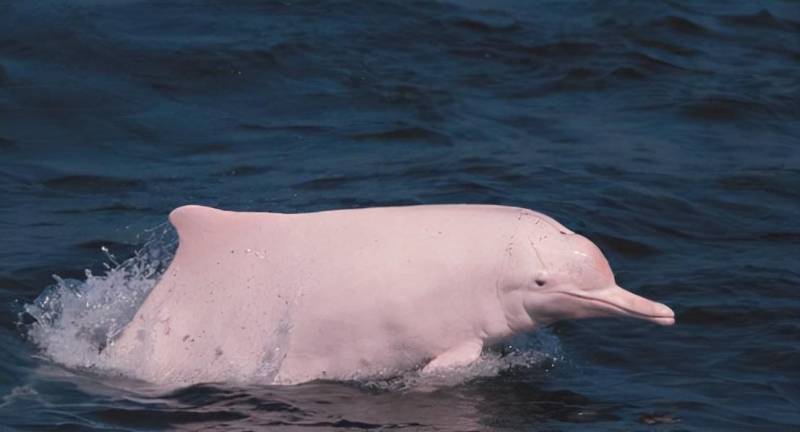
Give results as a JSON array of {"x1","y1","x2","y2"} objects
[{"x1": 42, "y1": 175, "x2": 146, "y2": 194}]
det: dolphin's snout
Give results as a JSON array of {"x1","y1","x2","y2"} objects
[
  {"x1": 601, "y1": 285, "x2": 675, "y2": 326},
  {"x1": 558, "y1": 285, "x2": 676, "y2": 326},
  {"x1": 650, "y1": 302, "x2": 676, "y2": 326},
  {"x1": 641, "y1": 304, "x2": 675, "y2": 326}
]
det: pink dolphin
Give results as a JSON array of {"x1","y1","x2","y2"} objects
[{"x1": 106, "y1": 204, "x2": 674, "y2": 386}]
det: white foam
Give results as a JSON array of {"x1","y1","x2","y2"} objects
[
  {"x1": 23, "y1": 225, "x2": 175, "y2": 376},
  {"x1": 360, "y1": 331, "x2": 563, "y2": 392}
]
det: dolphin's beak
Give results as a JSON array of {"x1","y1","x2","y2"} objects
[{"x1": 587, "y1": 285, "x2": 675, "y2": 325}]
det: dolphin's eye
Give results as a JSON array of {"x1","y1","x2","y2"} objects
[{"x1": 535, "y1": 278, "x2": 546, "y2": 287}]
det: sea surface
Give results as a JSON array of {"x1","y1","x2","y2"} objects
[{"x1": 1, "y1": 0, "x2": 799, "y2": 430}]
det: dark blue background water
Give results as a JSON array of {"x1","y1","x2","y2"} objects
[{"x1": 1, "y1": 0, "x2": 799, "y2": 430}]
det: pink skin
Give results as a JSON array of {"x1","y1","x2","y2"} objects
[{"x1": 106, "y1": 205, "x2": 674, "y2": 386}]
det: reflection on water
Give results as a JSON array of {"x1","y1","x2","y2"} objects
[{"x1": 8, "y1": 361, "x2": 634, "y2": 431}]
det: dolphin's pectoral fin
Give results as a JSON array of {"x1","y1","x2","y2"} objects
[{"x1": 422, "y1": 339, "x2": 483, "y2": 373}]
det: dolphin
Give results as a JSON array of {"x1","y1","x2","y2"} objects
[{"x1": 105, "y1": 204, "x2": 674, "y2": 386}]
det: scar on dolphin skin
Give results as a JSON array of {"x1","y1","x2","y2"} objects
[
  {"x1": 528, "y1": 237, "x2": 548, "y2": 272},
  {"x1": 514, "y1": 209, "x2": 551, "y2": 272},
  {"x1": 499, "y1": 209, "x2": 551, "y2": 289},
  {"x1": 517, "y1": 208, "x2": 567, "y2": 234}
]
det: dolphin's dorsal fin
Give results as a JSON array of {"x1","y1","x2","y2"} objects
[{"x1": 169, "y1": 205, "x2": 230, "y2": 243}]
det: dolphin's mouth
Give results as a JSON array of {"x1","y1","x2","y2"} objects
[{"x1": 553, "y1": 291, "x2": 676, "y2": 326}]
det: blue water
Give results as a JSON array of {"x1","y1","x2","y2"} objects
[{"x1": 1, "y1": 0, "x2": 799, "y2": 430}]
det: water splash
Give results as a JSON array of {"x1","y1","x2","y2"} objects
[
  {"x1": 23, "y1": 225, "x2": 176, "y2": 374},
  {"x1": 361, "y1": 331, "x2": 563, "y2": 392}
]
